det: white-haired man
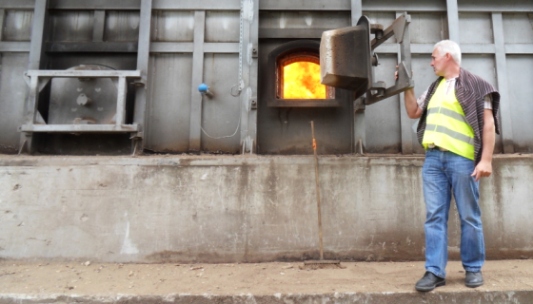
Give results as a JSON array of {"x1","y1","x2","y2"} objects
[{"x1": 403, "y1": 40, "x2": 500, "y2": 292}]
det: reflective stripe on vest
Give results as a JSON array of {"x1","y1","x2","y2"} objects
[{"x1": 422, "y1": 79, "x2": 475, "y2": 160}]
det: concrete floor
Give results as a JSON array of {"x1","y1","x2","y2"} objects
[{"x1": 0, "y1": 259, "x2": 532, "y2": 303}]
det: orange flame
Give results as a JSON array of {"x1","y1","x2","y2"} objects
[{"x1": 283, "y1": 61, "x2": 326, "y2": 99}]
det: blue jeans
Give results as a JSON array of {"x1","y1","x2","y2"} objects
[{"x1": 422, "y1": 149, "x2": 485, "y2": 278}]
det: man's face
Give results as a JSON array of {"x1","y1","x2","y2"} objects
[{"x1": 431, "y1": 48, "x2": 447, "y2": 76}]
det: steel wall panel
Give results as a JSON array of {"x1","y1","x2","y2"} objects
[
  {"x1": 507, "y1": 56, "x2": 533, "y2": 152},
  {"x1": 2, "y1": 10, "x2": 33, "y2": 41},
  {"x1": 503, "y1": 13, "x2": 533, "y2": 44},
  {"x1": 151, "y1": 10, "x2": 194, "y2": 42},
  {"x1": 145, "y1": 54, "x2": 193, "y2": 152},
  {"x1": 200, "y1": 54, "x2": 241, "y2": 153},
  {"x1": 50, "y1": 11, "x2": 93, "y2": 42},
  {"x1": 365, "y1": 55, "x2": 402, "y2": 153},
  {"x1": 461, "y1": 55, "x2": 498, "y2": 88},
  {"x1": 409, "y1": 12, "x2": 448, "y2": 44},
  {"x1": 0, "y1": 0, "x2": 531, "y2": 155},
  {"x1": 461, "y1": 54, "x2": 503, "y2": 153},
  {"x1": 458, "y1": 13, "x2": 493, "y2": 44},
  {"x1": 105, "y1": 11, "x2": 140, "y2": 42},
  {"x1": 0, "y1": 54, "x2": 29, "y2": 153},
  {"x1": 205, "y1": 11, "x2": 239, "y2": 43}
]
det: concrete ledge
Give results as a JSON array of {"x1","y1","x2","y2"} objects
[
  {"x1": 1, "y1": 291, "x2": 532, "y2": 304},
  {"x1": 0, "y1": 154, "x2": 532, "y2": 262}
]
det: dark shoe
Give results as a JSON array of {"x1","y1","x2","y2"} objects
[
  {"x1": 465, "y1": 271, "x2": 484, "y2": 288},
  {"x1": 415, "y1": 271, "x2": 446, "y2": 292}
]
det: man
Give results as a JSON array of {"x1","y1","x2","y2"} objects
[{"x1": 402, "y1": 40, "x2": 500, "y2": 292}]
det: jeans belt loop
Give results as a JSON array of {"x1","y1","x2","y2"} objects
[{"x1": 428, "y1": 144, "x2": 447, "y2": 152}]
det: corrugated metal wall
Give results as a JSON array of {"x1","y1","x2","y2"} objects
[{"x1": 0, "y1": 0, "x2": 531, "y2": 155}]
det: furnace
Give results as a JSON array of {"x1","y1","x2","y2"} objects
[{"x1": 257, "y1": 39, "x2": 354, "y2": 155}]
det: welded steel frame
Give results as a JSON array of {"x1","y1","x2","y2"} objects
[
  {"x1": 19, "y1": 69, "x2": 141, "y2": 135},
  {"x1": 17, "y1": 0, "x2": 152, "y2": 154}
]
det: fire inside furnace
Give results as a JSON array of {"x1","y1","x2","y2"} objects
[{"x1": 282, "y1": 61, "x2": 327, "y2": 99}]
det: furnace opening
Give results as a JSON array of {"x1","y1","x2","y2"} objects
[{"x1": 277, "y1": 52, "x2": 334, "y2": 100}]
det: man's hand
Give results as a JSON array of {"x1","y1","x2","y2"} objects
[
  {"x1": 471, "y1": 160, "x2": 492, "y2": 181},
  {"x1": 472, "y1": 108, "x2": 496, "y2": 182}
]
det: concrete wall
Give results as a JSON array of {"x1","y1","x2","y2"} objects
[{"x1": 0, "y1": 155, "x2": 531, "y2": 263}]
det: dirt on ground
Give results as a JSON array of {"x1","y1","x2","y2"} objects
[{"x1": 1, "y1": 259, "x2": 532, "y2": 296}]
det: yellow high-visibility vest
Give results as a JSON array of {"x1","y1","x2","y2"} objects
[{"x1": 422, "y1": 78, "x2": 475, "y2": 160}]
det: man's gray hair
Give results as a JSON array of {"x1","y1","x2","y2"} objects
[{"x1": 434, "y1": 40, "x2": 462, "y2": 66}]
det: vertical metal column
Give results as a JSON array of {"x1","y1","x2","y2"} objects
[
  {"x1": 21, "y1": 0, "x2": 48, "y2": 153},
  {"x1": 133, "y1": 0, "x2": 152, "y2": 154},
  {"x1": 351, "y1": 0, "x2": 365, "y2": 153},
  {"x1": 397, "y1": 11, "x2": 414, "y2": 154},
  {"x1": 239, "y1": 0, "x2": 259, "y2": 154},
  {"x1": 446, "y1": 0, "x2": 460, "y2": 42},
  {"x1": 0, "y1": 9, "x2": 5, "y2": 41},
  {"x1": 492, "y1": 13, "x2": 514, "y2": 154},
  {"x1": 188, "y1": 11, "x2": 206, "y2": 152}
]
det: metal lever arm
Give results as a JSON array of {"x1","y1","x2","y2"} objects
[{"x1": 364, "y1": 13, "x2": 414, "y2": 105}]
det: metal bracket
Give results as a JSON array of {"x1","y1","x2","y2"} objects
[{"x1": 364, "y1": 12, "x2": 414, "y2": 105}]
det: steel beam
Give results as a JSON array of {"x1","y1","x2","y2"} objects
[
  {"x1": 446, "y1": 0, "x2": 460, "y2": 42},
  {"x1": 240, "y1": 0, "x2": 259, "y2": 154},
  {"x1": 19, "y1": 124, "x2": 139, "y2": 132},
  {"x1": 260, "y1": 0, "x2": 350, "y2": 11},
  {"x1": 351, "y1": 0, "x2": 365, "y2": 154},
  {"x1": 116, "y1": 77, "x2": 128, "y2": 128},
  {"x1": 150, "y1": 42, "x2": 239, "y2": 54},
  {"x1": 150, "y1": 42, "x2": 194, "y2": 53},
  {"x1": 0, "y1": 42, "x2": 30, "y2": 52},
  {"x1": 396, "y1": 12, "x2": 414, "y2": 155},
  {"x1": 505, "y1": 45, "x2": 533, "y2": 54},
  {"x1": 204, "y1": 43, "x2": 240, "y2": 54},
  {"x1": 46, "y1": 42, "x2": 138, "y2": 53},
  {"x1": 154, "y1": 0, "x2": 239, "y2": 10},
  {"x1": 0, "y1": 9, "x2": 4, "y2": 41},
  {"x1": 259, "y1": 28, "x2": 329, "y2": 39},
  {"x1": 366, "y1": 0, "x2": 447, "y2": 12},
  {"x1": 25, "y1": 70, "x2": 141, "y2": 77},
  {"x1": 49, "y1": 0, "x2": 140, "y2": 10},
  {"x1": 458, "y1": 0, "x2": 533, "y2": 12},
  {"x1": 20, "y1": 0, "x2": 48, "y2": 154},
  {"x1": 351, "y1": 0, "x2": 362, "y2": 27},
  {"x1": 0, "y1": 0, "x2": 35, "y2": 9},
  {"x1": 492, "y1": 13, "x2": 514, "y2": 154},
  {"x1": 132, "y1": 0, "x2": 152, "y2": 154},
  {"x1": 188, "y1": 11, "x2": 206, "y2": 152}
]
